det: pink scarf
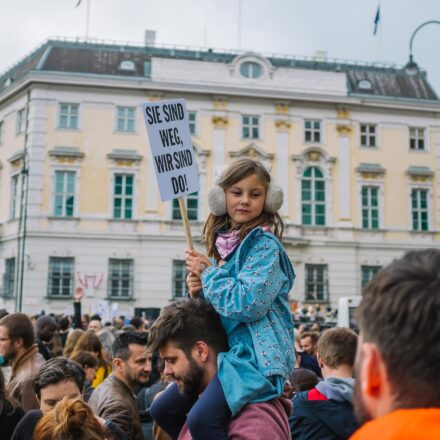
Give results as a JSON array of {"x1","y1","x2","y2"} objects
[{"x1": 215, "y1": 226, "x2": 272, "y2": 260}]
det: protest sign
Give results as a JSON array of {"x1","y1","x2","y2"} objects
[{"x1": 142, "y1": 98, "x2": 199, "y2": 249}]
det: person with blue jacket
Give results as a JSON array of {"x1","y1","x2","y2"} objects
[
  {"x1": 152, "y1": 158, "x2": 296, "y2": 440},
  {"x1": 290, "y1": 327, "x2": 359, "y2": 440}
]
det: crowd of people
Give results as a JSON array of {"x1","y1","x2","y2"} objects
[{"x1": 0, "y1": 158, "x2": 439, "y2": 439}]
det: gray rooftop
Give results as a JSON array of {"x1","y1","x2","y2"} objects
[{"x1": 0, "y1": 38, "x2": 438, "y2": 101}]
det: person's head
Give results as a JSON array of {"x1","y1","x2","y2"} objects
[
  {"x1": 316, "y1": 327, "x2": 357, "y2": 378},
  {"x1": 310, "y1": 322, "x2": 322, "y2": 333},
  {"x1": 353, "y1": 249, "x2": 440, "y2": 424},
  {"x1": 113, "y1": 316, "x2": 124, "y2": 330},
  {"x1": 71, "y1": 330, "x2": 103, "y2": 361},
  {"x1": 81, "y1": 314, "x2": 90, "y2": 331},
  {"x1": 203, "y1": 158, "x2": 284, "y2": 259},
  {"x1": 33, "y1": 357, "x2": 85, "y2": 414},
  {"x1": 70, "y1": 350, "x2": 99, "y2": 383},
  {"x1": 63, "y1": 329, "x2": 84, "y2": 358},
  {"x1": 300, "y1": 331, "x2": 319, "y2": 355},
  {"x1": 147, "y1": 299, "x2": 229, "y2": 396},
  {"x1": 36, "y1": 315, "x2": 58, "y2": 342},
  {"x1": 289, "y1": 368, "x2": 319, "y2": 395},
  {"x1": 0, "y1": 312, "x2": 35, "y2": 362},
  {"x1": 34, "y1": 397, "x2": 106, "y2": 440},
  {"x1": 58, "y1": 316, "x2": 71, "y2": 332},
  {"x1": 88, "y1": 319, "x2": 102, "y2": 333},
  {"x1": 112, "y1": 332, "x2": 151, "y2": 390},
  {"x1": 97, "y1": 328, "x2": 115, "y2": 360},
  {"x1": 130, "y1": 316, "x2": 145, "y2": 331}
]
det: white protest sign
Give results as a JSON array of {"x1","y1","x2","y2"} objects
[{"x1": 141, "y1": 99, "x2": 199, "y2": 202}]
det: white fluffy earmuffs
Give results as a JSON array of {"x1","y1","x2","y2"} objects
[{"x1": 207, "y1": 181, "x2": 284, "y2": 216}]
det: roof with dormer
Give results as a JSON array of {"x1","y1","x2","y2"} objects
[{"x1": 0, "y1": 38, "x2": 438, "y2": 102}]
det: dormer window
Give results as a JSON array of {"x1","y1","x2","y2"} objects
[
  {"x1": 240, "y1": 61, "x2": 263, "y2": 79},
  {"x1": 358, "y1": 79, "x2": 372, "y2": 90},
  {"x1": 118, "y1": 60, "x2": 136, "y2": 72}
]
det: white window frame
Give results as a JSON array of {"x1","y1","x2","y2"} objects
[
  {"x1": 53, "y1": 170, "x2": 76, "y2": 217},
  {"x1": 409, "y1": 126, "x2": 426, "y2": 151},
  {"x1": 47, "y1": 257, "x2": 75, "y2": 297},
  {"x1": 3, "y1": 257, "x2": 16, "y2": 298},
  {"x1": 0, "y1": 120, "x2": 4, "y2": 144},
  {"x1": 410, "y1": 187, "x2": 430, "y2": 232},
  {"x1": 16, "y1": 108, "x2": 26, "y2": 135},
  {"x1": 108, "y1": 259, "x2": 134, "y2": 299},
  {"x1": 188, "y1": 111, "x2": 197, "y2": 136},
  {"x1": 304, "y1": 119, "x2": 322, "y2": 144},
  {"x1": 116, "y1": 106, "x2": 136, "y2": 132},
  {"x1": 172, "y1": 260, "x2": 187, "y2": 299},
  {"x1": 360, "y1": 123, "x2": 377, "y2": 148},
  {"x1": 356, "y1": 173, "x2": 385, "y2": 231},
  {"x1": 112, "y1": 173, "x2": 135, "y2": 220},
  {"x1": 305, "y1": 264, "x2": 329, "y2": 302},
  {"x1": 242, "y1": 115, "x2": 260, "y2": 139},
  {"x1": 172, "y1": 192, "x2": 199, "y2": 221},
  {"x1": 361, "y1": 185, "x2": 380, "y2": 229},
  {"x1": 301, "y1": 166, "x2": 326, "y2": 226},
  {"x1": 58, "y1": 103, "x2": 79, "y2": 130},
  {"x1": 361, "y1": 265, "x2": 382, "y2": 290},
  {"x1": 10, "y1": 173, "x2": 20, "y2": 220}
]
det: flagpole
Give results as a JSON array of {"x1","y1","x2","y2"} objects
[
  {"x1": 86, "y1": 0, "x2": 91, "y2": 41},
  {"x1": 238, "y1": 0, "x2": 242, "y2": 49}
]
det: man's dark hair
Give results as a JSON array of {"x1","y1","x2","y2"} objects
[
  {"x1": 0, "y1": 313, "x2": 34, "y2": 348},
  {"x1": 112, "y1": 331, "x2": 148, "y2": 361},
  {"x1": 58, "y1": 316, "x2": 70, "y2": 332},
  {"x1": 317, "y1": 327, "x2": 357, "y2": 369},
  {"x1": 300, "y1": 331, "x2": 319, "y2": 344},
  {"x1": 357, "y1": 249, "x2": 440, "y2": 408},
  {"x1": 147, "y1": 299, "x2": 229, "y2": 358},
  {"x1": 33, "y1": 357, "x2": 85, "y2": 398},
  {"x1": 130, "y1": 316, "x2": 144, "y2": 330}
]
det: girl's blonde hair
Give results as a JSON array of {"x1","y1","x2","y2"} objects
[
  {"x1": 203, "y1": 158, "x2": 284, "y2": 260},
  {"x1": 34, "y1": 397, "x2": 106, "y2": 440}
]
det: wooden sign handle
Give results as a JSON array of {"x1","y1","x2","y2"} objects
[{"x1": 178, "y1": 197, "x2": 194, "y2": 250}]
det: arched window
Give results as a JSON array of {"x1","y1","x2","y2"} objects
[
  {"x1": 239, "y1": 61, "x2": 263, "y2": 79},
  {"x1": 302, "y1": 167, "x2": 325, "y2": 225}
]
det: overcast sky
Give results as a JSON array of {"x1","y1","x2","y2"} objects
[{"x1": 1, "y1": 0, "x2": 440, "y2": 94}]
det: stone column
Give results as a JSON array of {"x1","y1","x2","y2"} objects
[{"x1": 275, "y1": 119, "x2": 291, "y2": 217}]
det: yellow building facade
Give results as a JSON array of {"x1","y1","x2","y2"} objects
[{"x1": 0, "y1": 38, "x2": 439, "y2": 317}]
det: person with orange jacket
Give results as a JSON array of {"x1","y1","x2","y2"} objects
[{"x1": 350, "y1": 250, "x2": 440, "y2": 440}]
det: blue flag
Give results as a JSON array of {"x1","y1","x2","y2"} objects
[{"x1": 373, "y1": 5, "x2": 381, "y2": 35}]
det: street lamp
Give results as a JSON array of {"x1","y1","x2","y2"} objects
[{"x1": 404, "y1": 20, "x2": 440, "y2": 75}]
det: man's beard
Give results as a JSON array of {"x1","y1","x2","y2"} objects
[
  {"x1": 175, "y1": 358, "x2": 204, "y2": 397},
  {"x1": 125, "y1": 367, "x2": 150, "y2": 387},
  {"x1": 353, "y1": 356, "x2": 372, "y2": 425}
]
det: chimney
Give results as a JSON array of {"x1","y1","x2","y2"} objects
[
  {"x1": 313, "y1": 50, "x2": 327, "y2": 61},
  {"x1": 145, "y1": 30, "x2": 156, "y2": 47}
]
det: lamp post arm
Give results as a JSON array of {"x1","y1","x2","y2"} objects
[{"x1": 409, "y1": 20, "x2": 440, "y2": 60}]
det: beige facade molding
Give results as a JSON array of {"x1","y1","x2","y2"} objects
[
  {"x1": 8, "y1": 150, "x2": 25, "y2": 168},
  {"x1": 49, "y1": 146, "x2": 85, "y2": 159},
  {"x1": 107, "y1": 149, "x2": 143, "y2": 168},
  {"x1": 213, "y1": 98, "x2": 227, "y2": 110},
  {"x1": 229, "y1": 143, "x2": 274, "y2": 162},
  {"x1": 356, "y1": 163, "x2": 386, "y2": 180},
  {"x1": 336, "y1": 124, "x2": 352, "y2": 135},
  {"x1": 406, "y1": 166, "x2": 434, "y2": 182},
  {"x1": 275, "y1": 119, "x2": 292, "y2": 131},
  {"x1": 275, "y1": 102, "x2": 289, "y2": 115},
  {"x1": 212, "y1": 116, "x2": 228, "y2": 128}
]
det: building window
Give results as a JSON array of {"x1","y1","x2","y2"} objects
[
  {"x1": 409, "y1": 127, "x2": 425, "y2": 151},
  {"x1": 10, "y1": 174, "x2": 20, "y2": 220},
  {"x1": 54, "y1": 171, "x2": 75, "y2": 217},
  {"x1": 360, "y1": 124, "x2": 377, "y2": 147},
  {"x1": 59, "y1": 103, "x2": 79, "y2": 129},
  {"x1": 302, "y1": 167, "x2": 325, "y2": 226},
  {"x1": 16, "y1": 108, "x2": 26, "y2": 134},
  {"x1": 113, "y1": 174, "x2": 134, "y2": 219},
  {"x1": 305, "y1": 264, "x2": 329, "y2": 302},
  {"x1": 48, "y1": 257, "x2": 74, "y2": 297},
  {"x1": 361, "y1": 265, "x2": 381, "y2": 289},
  {"x1": 240, "y1": 61, "x2": 263, "y2": 79},
  {"x1": 0, "y1": 120, "x2": 4, "y2": 143},
  {"x1": 116, "y1": 106, "x2": 136, "y2": 132},
  {"x1": 172, "y1": 260, "x2": 187, "y2": 298},
  {"x1": 172, "y1": 192, "x2": 198, "y2": 220},
  {"x1": 3, "y1": 258, "x2": 15, "y2": 298},
  {"x1": 411, "y1": 188, "x2": 429, "y2": 231},
  {"x1": 361, "y1": 186, "x2": 379, "y2": 229},
  {"x1": 304, "y1": 119, "x2": 321, "y2": 143},
  {"x1": 242, "y1": 115, "x2": 260, "y2": 139},
  {"x1": 188, "y1": 112, "x2": 197, "y2": 136},
  {"x1": 108, "y1": 259, "x2": 133, "y2": 299}
]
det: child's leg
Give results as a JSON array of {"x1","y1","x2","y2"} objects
[
  {"x1": 187, "y1": 374, "x2": 231, "y2": 440},
  {"x1": 150, "y1": 382, "x2": 197, "y2": 440}
]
